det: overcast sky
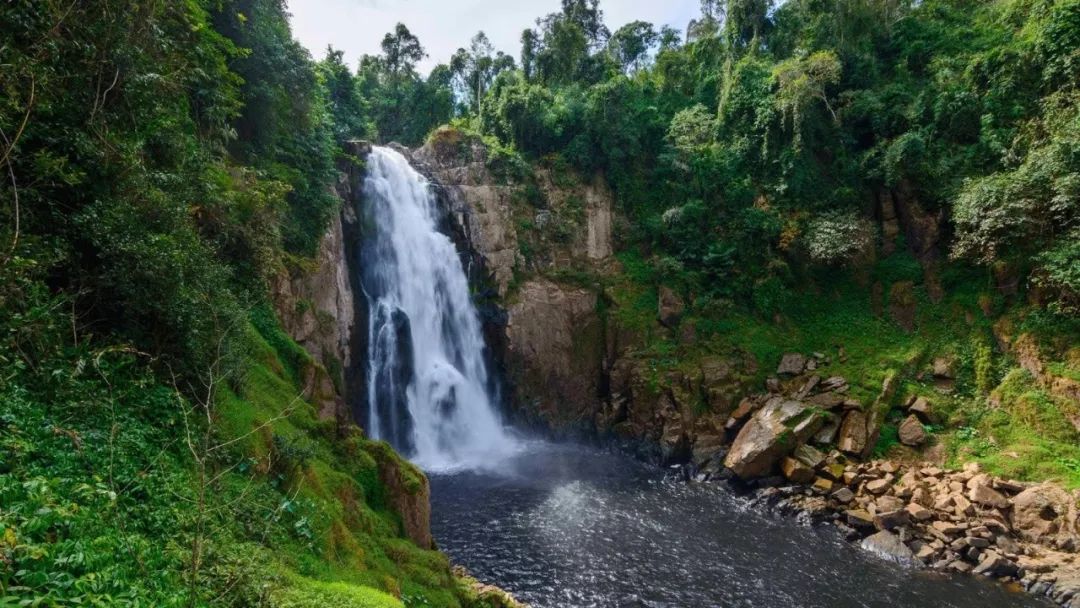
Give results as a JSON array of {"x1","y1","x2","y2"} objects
[{"x1": 288, "y1": 0, "x2": 702, "y2": 74}]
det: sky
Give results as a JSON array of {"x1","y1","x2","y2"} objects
[{"x1": 288, "y1": 0, "x2": 702, "y2": 74}]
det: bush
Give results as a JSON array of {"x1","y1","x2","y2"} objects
[{"x1": 805, "y1": 210, "x2": 874, "y2": 266}]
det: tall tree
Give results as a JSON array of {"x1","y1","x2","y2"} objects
[
  {"x1": 689, "y1": 0, "x2": 724, "y2": 41},
  {"x1": 318, "y1": 46, "x2": 372, "y2": 144},
  {"x1": 451, "y1": 32, "x2": 516, "y2": 122},
  {"x1": 725, "y1": 0, "x2": 772, "y2": 50},
  {"x1": 359, "y1": 23, "x2": 449, "y2": 144},
  {"x1": 608, "y1": 21, "x2": 659, "y2": 73},
  {"x1": 527, "y1": 0, "x2": 612, "y2": 85},
  {"x1": 521, "y1": 29, "x2": 539, "y2": 81}
]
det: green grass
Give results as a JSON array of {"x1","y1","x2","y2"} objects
[
  {"x1": 592, "y1": 245, "x2": 1080, "y2": 487},
  {"x1": 0, "y1": 308, "x2": 487, "y2": 607},
  {"x1": 946, "y1": 369, "x2": 1080, "y2": 487}
]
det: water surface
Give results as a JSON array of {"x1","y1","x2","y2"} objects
[{"x1": 430, "y1": 442, "x2": 1049, "y2": 608}]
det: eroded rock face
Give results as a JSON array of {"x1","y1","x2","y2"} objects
[
  {"x1": 368, "y1": 443, "x2": 433, "y2": 549},
  {"x1": 272, "y1": 179, "x2": 360, "y2": 425},
  {"x1": 658, "y1": 286, "x2": 685, "y2": 328},
  {"x1": 408, "y1": 136, "x2": 630, "y2": 441},
  {"x1": 410, "y1": 136, "x2": 615, "y2": 296},
  {"x1": 505, "y1": 280, "x2": 603, "y2": 430}
]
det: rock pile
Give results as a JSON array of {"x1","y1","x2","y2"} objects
[
  {"x1": 719, "y1": 351, "x2": 1080, "y2": 607},
  {"x1": 722, "y1": 352, "x2": 872, "y2": 479},
  {"x1": 769, "y1": 458, "x2": 1080, "y2": 606}
]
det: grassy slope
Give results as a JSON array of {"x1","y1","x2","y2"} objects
[
  {"x1": 0, "y1": 309, "x2": 490, "y2": 607},
  {"x1": 567, "y1": 241, "x2": 1080, "y2": 488}
]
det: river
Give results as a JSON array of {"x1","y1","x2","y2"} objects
[{"x1": 430, "y1": 441, "x2": 1050, "y2": 608}]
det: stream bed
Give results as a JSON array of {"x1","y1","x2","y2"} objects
[{"x1": 429, "y1": 441, "x2": 1051, "y2": 608}]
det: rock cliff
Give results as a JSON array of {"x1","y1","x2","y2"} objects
[{"x1": 405, "y1": 132, "x2": 752, "y2": 465}]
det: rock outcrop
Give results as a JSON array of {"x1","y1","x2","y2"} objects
[
  {"x1": 408, "y1": 132, "x2": 641, "y2": 440},
  {"x1": 272, "y1": 142, "x2": 368, "y2": 427},
  {"x1": 505, "y1": 280, "x2": 603, "y2": 431},
  {"x1": 367, "y1": 441, "x2": 433, "y2": 549},
  {"x1": 724, "y1": 397, "x2": 825, "y2": 478}
]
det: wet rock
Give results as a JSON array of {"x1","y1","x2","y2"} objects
[
  {"x1": 973, "y1": 550, "x2": 1019, "y2": 578},
  {"x1": 659, "y1": 424, "x2": 691, "y2": 465},
  {"x1": 898, "y1": 415, "x2": 928, "y2": 447},
  {"x1": 847, "y1": 509, "x2": 876, "y2": 529},
  {"x1": 915, "y1": 544, "x2": 939, "y2": 562},
  {"x1": 861, "y1": 531, "x2": 919, "y2": 567},
  {"x1": 691, "y1": 434, "x2": 726, "y2": 467},
  {"x1": 875, "y1": 509, "x2": 911, "y2": 531},
  {"x1": 777, "y1": 353, "x2": 807, "y2": 376},
  {"x1": 832, "y1": 488, "x2": 855, "y2": 504}
]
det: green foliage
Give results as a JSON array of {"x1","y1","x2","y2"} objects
[
  {"x1": 973, "y1": 338, "x2": 995, "y2": 396},
  {"x1": 356, "y1": 24, "x2": 455, "y2": 146},
  {"x1": 949, "y1": 369, "x2": 1080, "y2": 487},
  {"x1": 0, "y1": 4, "x2": 494, "y2": 606},
  {"x1": 873, "y1": 423, "x2": 901, "y2": 458},
  {"x1": 464, "y1": 0, "x2": 1080, "y2": 315},
  {"x1": 772, "y1": 50, "x2": 842, "y2": 146},
  {"x1": 804, "y1": 210, "x2": 873, "y2": 265}
]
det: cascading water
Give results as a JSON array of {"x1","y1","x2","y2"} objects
[{"x1": 359, "y1": 146, "x2": 518, "y2": 471}]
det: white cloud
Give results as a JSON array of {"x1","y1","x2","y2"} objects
[{"x1": 287, "y1": 0, "x2": 701, "y2": 75}]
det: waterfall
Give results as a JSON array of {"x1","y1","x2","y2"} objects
[{"x1": 359, "y1": 146, "x2": 517, "y2": 471}]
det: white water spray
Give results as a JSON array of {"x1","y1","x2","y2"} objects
[{"x1": 360, "y1": 146, "x2": 517, "y2": 471}]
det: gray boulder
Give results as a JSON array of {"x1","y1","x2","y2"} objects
[
  {"x1": 861, "y1": 531, "x2": 920, "y2": 567},
  {"x1": 723, "y1": 397, "x2": 824, "y2": 479}
]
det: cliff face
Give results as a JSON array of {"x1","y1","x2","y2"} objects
[
  {"x1": 407, "y1": 132, "x2": 752, "y2": 465},
  {"x1": 272, "y1": 141, "x2": 435, "y2": 550},
  {"x1": 272, "y1": 209, "x2": 356, "y2": 423}
]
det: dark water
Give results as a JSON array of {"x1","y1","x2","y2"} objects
[{"x1": 429, "y1": 442, "x2": 1050, "y2": 608}]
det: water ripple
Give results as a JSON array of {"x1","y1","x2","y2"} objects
[{"x1": 430, "y1": 442, "x2": 1050, "y2": 608}]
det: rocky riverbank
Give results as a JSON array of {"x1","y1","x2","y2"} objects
[
  {"x1": 746, "y1": 458, "x2": 1080, "y2": 607},
  {"x1": 706, "y1": 353, "x2": 1080, "y2": 607}
]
